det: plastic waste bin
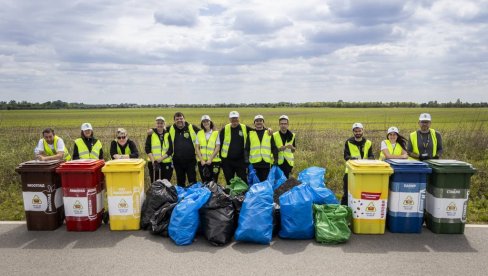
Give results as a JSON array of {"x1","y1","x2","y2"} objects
[
  {"x1": 385, "y1": 159, "x2": 432, "y2": 233},
  {"x1": 15, "y1": 160, "x2": 64, "y2": 230},
  {"x1": 424, "y1": 160, "x2": 476, "y2": 234},
  {"x1": 101, "y1": 159, "x2": 146, "y2": 230},
  {"x1": 346, "y1": 160, "x2": 393, "y2": 234},
  {"x1": 56, "y1": 159, "x2": 105, "y2": 231}
]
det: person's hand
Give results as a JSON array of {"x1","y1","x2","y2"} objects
[
  {"x1": 286, "y1": 144, "x2": 293, "y2": 149},
  {"x1": 280, "y1": 146, "x2": 286, "y2": 151},
  {"x1": 267, "y1": 128, "x2": 273, "y2": 135},
  {"x1": 152, "y1": 161, "x2": 159, "y2": 169},
  {"x1": 156, "y1": 157, "x2": 163, "y2": 163},
  {"x1": 113, "y1": 154, "x2": 120, "y2": 159},
  {"x1": 200, "y1": 160, "x2": 206, "y2": 166},
  {"x1": 205, "y1": 160, "x2": 212, "y2": 165},
  {"x1": 37, "y1": 156, "x2": 46, "y2": 161}
]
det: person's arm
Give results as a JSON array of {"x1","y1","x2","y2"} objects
[
  {"x1": 435, "y1": 131, "x2": 443, "y2": 158},
  {"x1": 129, "y1": 140, "x2": 139, "y2": 158},
  {"x1": 110, "y1": 140, "x2": 118, "y2": 159},
  {"x1": 406, "y1": 135, "x2": 420, "y2": 159},
  {"x1": 344, "y1": 140, "x2": 352, "y2": 161},
  {"x1": 287, "y1": 132, "x2": 296, "y2": 152},
  {"x1": 72, "y1": 143, "x2": 79, "y2": 160},
  {"x1": 99, "y1": 147, "x2": 104, "y2": 160},
  {"x1": 271, "y1": 134, "x2": 278, "y2": 164},
  {"x1": 195, "y1": 143, "x2": 205, "y2": 165},
  {"x1": 367, "y1": 142, "x2": 374, "y2": 160},
  {"x1": 192, "y1": 124, "x2": 200, "y2": 133}
]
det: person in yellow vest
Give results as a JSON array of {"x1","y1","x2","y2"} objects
[
  {"x1": 145, "y1": 116, "x2": 173, "y2": 183},
  {"x1": 341, "y1": 122, "x2": 374, "y2": 205},
  {"x1": 110, "y1": 128, "x2": 139, "y2": 159},
  {"x1": 72, "y1": 123, "x2": 103, "y2": 160},
  {"x1": 34, "y1": 128, "x2": 71, "y2": 161},
  {"x1": 246, "y1": 115, "x2": 278, "y2": 182},
  {"x1": 407, "y1": 113, "x2": 443, "y2": 160},
  {"x1": 169, "y1": 112, "x2": 200, "y2": 187},
  {"x1": 195, "y1": 115, "x2": 221, "y2": 183},
  {"x1": 379, "y1": 127, "x2": 408, "y2": 160},
  {"x1": 273, "y1": 115, "x2": 296, "y2": 178}
]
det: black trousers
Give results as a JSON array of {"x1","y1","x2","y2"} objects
[
  {"x1": 278, "y1": 161, "x2": 293, "y2": 179},
  {"x1": 173, "y1": 158, "x2": 197, "y2": 187},
  {"x1": 341, "y1": 174, "x2": 348, "y2": 205},
  {"x1": 197, "y1": 162, "x2": 221, "y2": 183},
  {"x1": 254, "y1": 166, "x2": 271, "y2": 182},
  {"x1": 148, "y1": 162, "x2": 173, "y2": 183},
  {"x1": 222, "y1": 158, "x2": 247, "y2": 185}
]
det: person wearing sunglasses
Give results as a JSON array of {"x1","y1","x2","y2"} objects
[
  {"x1": 407, "y1": 113, "x2": 443, "y2": 161},
  {"x1": 110, "y1": 128, "x2": 139, "y2": 159}
]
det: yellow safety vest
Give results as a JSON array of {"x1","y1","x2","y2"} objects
[
  {"x1": 149, "y1": 132, "x2": 172, "y2": 163},
  {"x1": 169, "y1": 124, "x2": 197, "y2": 148},
  {"x1": 221, "y1": 124, "x2": 248, "y2": 158},
  {"x1": 249, "y1": 130, "x2": 272, "y2": 164},
  {"x1": 379, "y1": 140, "x2": 403, "y2": 160},
  {"x1": 273, "y1": 132, "x2": 295, "y2": 166},
  {"x1": 409, "y1": 129, "x2": 437, "y2": 160},
  {"x1": 75, "y1": 138, "x2": 102, "y2": 160},
  {"x1": 345, "y1": 139, "x2": 372, "y2": 173},
  {"x1": 43, "y1": 135, "x2": 72, "y2": 161},
  {"x1": 115, "y1": 140, "x2": 132, "y2": 156},
  {"x1": 196, "y1": 130, "x2": 221, "y2": 162}
]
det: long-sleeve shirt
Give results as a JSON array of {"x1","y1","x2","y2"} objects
[
  {"x1": 110, "y1": 139, "x2": 139, "y2": 159},
  {"x1": 219, "y1": 125, "x2": 255, "y2": 160},
  {"x1": 72, "y1": 137, "x2": 104, "y2": 160},
  {"x1": 407, "y1": 130, "x2": 443, "y2": 158},
  {"x1": 171, "y1": 122, "x2": 200, "y2": 161},
  {"x1": 343, "y1": 137, "x2": 374, "y2": 161},
  {"x1": 245, "y1": 128, "x2": 278, "y2": 168},
  {"x1": 144, "y1": 128, "x2": 173, "y2": 157}
]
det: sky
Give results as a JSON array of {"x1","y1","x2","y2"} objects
[{"x1": 1, "y1": 0, "x2": 488, "y2": 104}]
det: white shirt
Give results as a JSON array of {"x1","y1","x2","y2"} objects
[
  {"x1": 380, "y1": 140, "x2": 396, "y2": 151},
  {"x1": 195, "y1": 129, "x2": 221, "y2": 145},
  {"x1": 34, "y1": 137, "x2": 66, "y2": 155}
]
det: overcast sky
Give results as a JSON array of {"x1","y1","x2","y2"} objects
[{"x1": 1, "y1": 0, "x2": 487, "y2": 104}]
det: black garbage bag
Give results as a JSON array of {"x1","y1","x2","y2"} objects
[
  {"x1": 141, "y1": 179, "x2": 178, "y2": 230},
  {"x1": 231, "y1": 194, "x2": 245, "y2": 228},
  {"x1": 272, "y1": 203, "x2": 281, "y2": 237},
  {"x1": 150, "y1": 201, "x2": 177, "y2": 236},
  {"x1": 201, "y1": 182, "x2": 235, "y2": 246}
]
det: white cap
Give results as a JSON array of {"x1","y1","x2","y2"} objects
[
  {"x1": 201, "y1": 115, "x2": 211, "y2": 121},
  {"x1": 155, "y1": 116, "x2": 165, "y2": 121},
  {"x1": 279, "y1": 115, "x2": 289, "y2": 121},
  {"x1": 229, "y1": 111, "x2": 239, "y2": 118},
  {"x1": 81, "y1": 123, "x2": 93, "y2": 131},
  {"x1": 254, "y1": 115, "x2": 264, "y2": 121},
  {"x1": 419, "y1": 113, "x2": 431, "y2": 121},
  {"x1": 387, "y1": 127, "x2": 399, "y2": 134},
  {"x1": 352, "y1": 122, "x2": 363, "y2": 130}
]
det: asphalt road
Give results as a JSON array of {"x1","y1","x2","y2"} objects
[{"x1": 0, "y1": 222, "x2": 487, "y2": 276}]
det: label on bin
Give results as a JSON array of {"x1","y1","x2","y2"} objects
[
  {"x1": 108, "y1": 196, "x2": 134, "y2": 216},
  {"x1": 63, "y1": 191, "x2": 103, "y2": 217},
  {"x1": 349, "y1": 192, "x2": 387, "y2": 220},
  {"x1": 388, "y1": 190, "x2": 425, "y2": 213},
  {"x1": 23, "y1": 187, "x2": 63, "y2": 212},
  {"x1": 426, "y1": 192, "x2": 468, "y2": 221}
]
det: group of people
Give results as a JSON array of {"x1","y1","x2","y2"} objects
[{"x1": 34, "y1": 111, "x2": 442, "y2": 206}]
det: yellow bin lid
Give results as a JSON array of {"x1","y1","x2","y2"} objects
[
  {"x1": 101, "y1": 159, "x2": 146, "y2": 172},
  {"x1": 346, "y1": 160, "x2": 393, "y2": 174}
]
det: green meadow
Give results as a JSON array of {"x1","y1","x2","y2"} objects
[{"x1": 1, "y1": 107, "x2": 487, "y2": 222}]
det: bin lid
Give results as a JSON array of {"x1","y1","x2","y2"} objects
[
  {"x1": 346, "y1": 160, "x2": 393, "y2": 174},
  {"x1": 56, "y1": 159, "x2": 105, "y2": 173},
  {"x1": 425, "y1": 159, "x2": 476, "y2": 174},
  {"x1": 385, "y1": 159, "x2": 432, "y2": 174},
  {"x1": 15, "y1": 160, "x2": 63, "y2": 173},
  {"x1": 102, "y1": 158, "x2": 146, "y2": 172}
]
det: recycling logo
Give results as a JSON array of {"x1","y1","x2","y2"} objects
[
  {"x1": 32, "y1": 195, "x2": 42, "y2": 205},
  {"x1": 73, "y1": 200, "x2": 83, "y2": 210},
  {"x1": 118, "y1": 199, "x2": 129, "y2": 213},
  {"x1": 366, "y1": 202, "x2": 376, "y2": 212},
  {"x1": 446, "y1": 202, "x2": 457, "y2": 212},
  {"x1": 403, "y1": 196, "x2": 414, "y2": 206}
]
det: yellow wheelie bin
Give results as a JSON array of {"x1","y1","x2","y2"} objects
[
  {"x1": 102, "y1": 159, "x2": 146, "y2": 230},
  {"x1": 346, "y1": 160, "x2": 393, "y2": 234}
]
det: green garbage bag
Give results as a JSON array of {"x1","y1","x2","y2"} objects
[
  {"x1": 313, "y1": 204, "x2": 352, "y2": 244},
  {"x1": 229, "y1": 177, "x2": 249, "y2": 196}
]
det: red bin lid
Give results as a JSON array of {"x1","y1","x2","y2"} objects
[{"x1": 56, "y1": 159, "x2": 105, "y2": 173}]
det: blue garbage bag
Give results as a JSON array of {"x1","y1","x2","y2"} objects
[
  {"x1": 267, "y1": 165, "x2": 287, "y2": 190},
  {"x1": 279, "y1": 184, "x2": 314, "y2": 239},
  {"x1": 234, "y1": 180, "x2": 274, "y2": 244},
  {"x1": 297, "y1": 167, "x2": 326, "y2": 188},
  {"x1": 169, "y1": 187, "x2": 211, "y2": 245},
  {"x1": 247, "y1": 164, "x2": 260, "y2": 186},
  {"x1": 310, "y1": 187, "x2": 339, "y2": 205},
  {"x1": 176, "y1": 182, "x2": 204, "y2": 201}
]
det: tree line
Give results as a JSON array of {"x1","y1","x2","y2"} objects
[{"x1": 1, "y1": 99, "x2": 487, "y2": 110}]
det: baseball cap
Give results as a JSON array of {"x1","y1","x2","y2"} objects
[
  {"x1": 352, "y1": 122, "x2": 364, "y2": 130},
  {"x1": 279, "y1": 115, "x2": 289, "y2": 121},
  {"x1": 387, "y1": 126, "x2": 399, "y2": 134},
  {"x1": 155, "y1": 116, "x2": 165, "y2": 121},
  {"x1": 419, "y1": 113, "x2": 431, "y2": 121},
  {"x1": 229, "y1": 111, "x2": 239, "y2": 118},
  {"x1": 81, "y1": 123, "x2": 93, "y2": 131},
  {"x1": 254, "y1": 115, "x2": 264, "y2": 121},
  {"x1": 201, "y1": 115, "x2": 211, "y2": 121}
]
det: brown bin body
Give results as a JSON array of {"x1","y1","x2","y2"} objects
[{"x1": 15, "y1": 160, "x2": 65, "y2": 230}]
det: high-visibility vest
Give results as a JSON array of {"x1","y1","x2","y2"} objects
[
  {"x1": 345, "y1": 139, "x2": 372, "y2": 173},
  {"x1": 75, "y1": 138, "x2": 102, "y2": 160},
  {"x1": 221, "y1": 124, "x2": 247, "y2": 158},
  {"x1": 273, "y1": 132, "x2": 295, "y2": 166},
  {"x1": 169, "y1": 124, "x2": 197, "y2": 149},
  {"x1": 115, "y1": 141, "x2": 131, "y2": 156},
  {"x1": 249, "y1": 130, "x2": 272, "y2": 164},
  {"x1": 379, "y1": 140, "x2": 403, "y2": 160},
  {"x1": 43, "y1": 135, "x2": 71, "y2": 161},
  {"x1": 149, "y1": 132, "x2": 172, "y2": 163},
  {"x1": 196, "y1": 130, "x2": 221, "y2": 162},
  {"x1": 409, "y1": 129, "x2": 437, "y2": 160}
]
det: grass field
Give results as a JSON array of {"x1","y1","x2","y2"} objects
[{"x1": 1, "y1": 107, "x2": 487, "y2": 222}]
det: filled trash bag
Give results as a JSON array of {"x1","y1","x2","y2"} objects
[
  {"x1": 168, "y1": 187, "x2": 211, "y2": 246},
  {"x1": 150, "y1": 201, "x2": 177, "y2": 236},
  {"x1": 234, "y1": 180, "x2": 274, "y2": 244},
  {"x1": 229, "y1": 176, "x2": 249, "y2": 196},
  {"x1": 248, "y1": 164, "x2": 260, "y2": 186},
  {"x1": 309, "y1": 187, "x2": 339, "y2": 205},
  {"x1": 231, "y1": 194, "x2": 245, "y2": 228},
  {"x1": 279, "y1": 184, "x2": 314, "y2": 239},
  {"x1": 267, "y1": 165, "x2": 287, "y2": 190},
  {"x1": 313, "y1": 204, "x2": 352, "y2": 244},
  {"x1": 298, "y1": 167, "x2": 326, "y2": 188},
  {"x1": 200, "y1": 182, "x2": 235, "y2": 246},
  {"x1": 141, "y1": 179, "x2": 178, "y2": 230},
  {"x1": 273, "y1": 177, "x2": 301, "y2": 204},
  {"x1": 176, "y1": 182, "x2": 204, "y2": 201}
]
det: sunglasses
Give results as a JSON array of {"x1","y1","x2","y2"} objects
[{"x1": 117, "y1": 136, "x2": 126, "y2": 140}]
